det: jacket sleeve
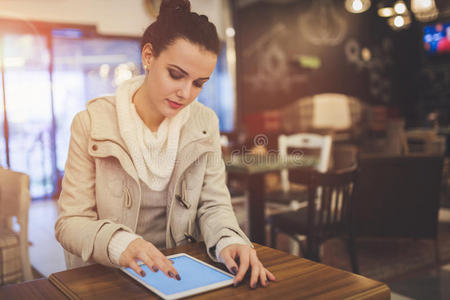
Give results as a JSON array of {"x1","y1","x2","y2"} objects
[
  {"x1": 196, "y1": 113, "x2": 253, "y2": 261},
  {"x1": 54, "y1": 111, "x2": 135, "y2": 268}
]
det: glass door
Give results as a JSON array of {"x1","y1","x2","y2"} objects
[
  {"x1": 52, "y1": 33, "x2": 141, "y2": 173},
  {"x1": 1, "y1": 33, "x2": 54, "y2": 198}
]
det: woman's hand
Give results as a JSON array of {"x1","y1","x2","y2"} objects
[
  {"x1": 119, "y1": 238, "x2": 180, "y2": 280},
  {"x1": 219, "y1": 244, "x2": 276, "y2": 288}
]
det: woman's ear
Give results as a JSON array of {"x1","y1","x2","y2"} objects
[{"x1": 141, "y1": 42, "x2": 154, "y2": 71}]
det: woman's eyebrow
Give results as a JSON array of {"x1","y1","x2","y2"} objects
[{"x1": 168, "y1": 64, "x2": 210, "y2": 80}]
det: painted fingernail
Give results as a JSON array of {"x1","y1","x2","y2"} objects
[
  {"x1": 168, "y1": 271, "x2": 174, "y2": 278},
  {"x1": 176, "y1": 274, "x2": 181, "y2": 281},
  {"x1": 152, "y1": 266, "x2": 158, "y2": 272},
  {"x1": 140, "y1": 271, "x2": 146, "y2": 277},
  {"x1": 231, "y1": 267, "x2": 238, "y2": 275}
]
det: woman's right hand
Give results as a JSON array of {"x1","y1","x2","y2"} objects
[{"x1": 119, "y1": 238, "x2": 180, "y2": 280}]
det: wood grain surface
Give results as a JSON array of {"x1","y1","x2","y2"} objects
[
  {"x1": 48, "y1": 243, "x2": 390, "y2": 300},
  {"x1": 0, "y1": 278, "x2": 67, "y2": 299}
]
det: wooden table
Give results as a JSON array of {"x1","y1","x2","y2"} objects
[
  {"x1": 225, "y1": 154, "x2": 318, "y2": 244},
  {"x1": 0, "y1": 278, "x2": 66, "y2": 299},
  {"x1": 47, "y1": 242, "x2": 390, "y2": 299}
]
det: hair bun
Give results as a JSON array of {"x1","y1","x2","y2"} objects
[{"x1": 159, "y1": 0, "x2": 191, "y2": 18}]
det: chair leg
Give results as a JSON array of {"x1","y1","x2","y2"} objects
[
  {"x1": 298, "y1": 238, "x2": 306, "y2": 257},
  {"x1": 305, "y1": 238, "x2": 320, "y2": 262},
  {"x1": 435, "y1": 239, "x2": 440, "y2": 266},
  {"x1": 347, "y1": 236, "x2": 359, "y2": 274},
  {"x1": 270, "y1": 225, "x2": 278, "y2": 248}
]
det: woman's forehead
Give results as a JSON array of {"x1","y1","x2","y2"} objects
[{"x1": 159, "y1": 39, "x2": 217, "y2": 77}]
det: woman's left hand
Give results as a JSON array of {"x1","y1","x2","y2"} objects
[{"x1": 219, "y1": 244, "x2": 276, "y2": 288}]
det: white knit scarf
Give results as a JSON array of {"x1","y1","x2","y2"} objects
[{"x1": 116, "y1": 75, "x2": 190, "y2": 191}]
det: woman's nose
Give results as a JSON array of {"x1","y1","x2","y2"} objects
[{"x1": 177, "y1": 81, "x2": 191, "y2": 99}]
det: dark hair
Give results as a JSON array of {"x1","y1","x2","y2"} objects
[{"x1": 141, "y1": 0, "x2": 220, "y2": 56}]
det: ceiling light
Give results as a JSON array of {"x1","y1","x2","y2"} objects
[
  {"x1": 345, "y1": 0, "x2": 371, "y2": 14},
  {"x1": 394, "y1": 15, "x2": 405, "y2": 27},
  {"x1": 394, "y1": 1, "x2": 407, "y2": 14},
  {"x1": 378, "y1": 1, "x2": 395, "y2": 18},
  {"x1": 388, "y1": 14, "x2": 411, "y2": 30},
  {"x1": 411, "y1": 0, "x2": 439, "y2": 22}
]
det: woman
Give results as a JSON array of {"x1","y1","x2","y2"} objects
[{"x1": 55, "y1": 0, "x2": 275, "y2": 288}]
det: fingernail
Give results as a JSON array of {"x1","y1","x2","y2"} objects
[
  {"x1": 231, "y1": 267, "x2": 238, "y2": 275},
  {"x1": 233, "y1": 280, "x2": 240, "y2": 287},
  {"x1": 176, "y1": 274, "x2": 181, "y2": 281},
  {"x1": 140, "y1": 271, "x2": 146, "y2": 277},
  {"x1": 251, "y1": 283, "x2": 256, "y2": 289},
  {"x1": 168, "y1": 271, "x2": 174, "y2": 278},
  {"x1": 152, "y1": 266, "x2": 158, "y2": 272}
]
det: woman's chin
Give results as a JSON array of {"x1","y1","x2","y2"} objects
[{"x1": 161, "y1": 107, "x2": 181, "y2": 119}]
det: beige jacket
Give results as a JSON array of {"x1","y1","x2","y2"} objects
[{"x1": 55, "y1": 96, "x2": 251, "y2": 269}]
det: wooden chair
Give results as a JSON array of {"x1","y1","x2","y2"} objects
[
  {"x1": 352, "y1": 154, "x2": 444, "y2": 263},
  {"x1": 265, "y1": 133, "x2": 332, "y2": 211},
  {"x1": 269, "y1": 166, "x2": 359, "y2": 274},
  {"x1": 0, "y1": 169, "x2": 33, "y2": 284}
]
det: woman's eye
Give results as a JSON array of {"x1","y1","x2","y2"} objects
[
  {"x1": 169, "y1": 69, "x2": 183, "y2": 79},
  {"x1": 193, "y1": 81, "x2": 204, "y2": 88}
]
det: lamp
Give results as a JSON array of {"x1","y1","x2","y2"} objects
[
  {"x1": 345, "y1": 0, "x2": 371, "y2": 14},
  {"x1": 393, "y1": 0, "x2": 407, "y2": 14},
  {"x1": 312, "y1": 94, "x2": 353, "y2": 130},
  {"x1": 411, "y1": 0, "x2": 439, "y2": 22},
  {"x1": 378, "y1": 1, "x2": 395, "y2": 18},
  {"x1": 388, "y1": 13, "x2": 412, "y2": 31}
]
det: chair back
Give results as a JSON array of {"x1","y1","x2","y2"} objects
[
  {"x1": 0, "y1": 169, "x2": 31, "y2": 229},
  {"x1": 289, "y1": 166, "x2": 358, "y2": 240},
  {"x1": 352, "y1": 154, "x2": 443, "y2": 239},
  {"x1": 279, "y1": 133, "x2": 332, "y2": 192}
]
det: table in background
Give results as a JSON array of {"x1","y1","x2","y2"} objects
[
  {"x1": 225, "y1": 154, "x2": 318, "y2": 244},
  {"x1": 48, "y1": 242, "x2": 390, "y2": 300}
]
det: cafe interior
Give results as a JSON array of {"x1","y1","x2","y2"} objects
[{"x1": 0, "y1": 0, "x2": 449, "y2": 299}]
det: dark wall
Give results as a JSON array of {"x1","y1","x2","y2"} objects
[{"x1": 234, "y1": 0, "x2": 449, "y2": 127}]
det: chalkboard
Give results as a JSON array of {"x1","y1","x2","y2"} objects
[{"x1": 235, "y1": 0, "x2": 397, "y2": 115}]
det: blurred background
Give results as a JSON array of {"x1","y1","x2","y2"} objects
[{"x1": 0, "y1": 1, "x2": 449, "y2": 299}]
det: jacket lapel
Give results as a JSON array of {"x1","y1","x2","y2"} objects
[{"x1": 86, "y1": 97, "x2": 216, "y2": 188}]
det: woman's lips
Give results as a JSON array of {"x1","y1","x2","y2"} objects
[{"x1": 167, "y1": 99, "x2": 182, "y2": 109}]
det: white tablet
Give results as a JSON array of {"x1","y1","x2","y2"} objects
[{"x1": 121, "y1": 253, "x2": 234, "y2": 300}]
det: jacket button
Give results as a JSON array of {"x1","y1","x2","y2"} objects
[{"x1": 92, "y1": 145, "x2": 98, "y2": 151}]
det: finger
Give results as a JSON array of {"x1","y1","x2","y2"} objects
[
  {"x1": 146, "y1": 244, "x2": 179, "y2": 279},
  {"x1": 249, "y1": 253, "x2": 260, "y2": 288},
  {"x1": 139, "y1": 253, "x2": 158, "y2": 273},
  {"x1": 234, "y1": 250, "x2": 250, "y2": 286},
  {"x1": 259, "y1": 268, "x2": 268, "y2": 287},
  {"x1": 129, "y1": 259, "x2": 145, "y2": 277},
  {"x1": 220, "y1": 250, "x2": 239, "y2": 276},
  {"x1": 265, "y1": 268, "x2": 276, "y2": 281},
  {"x1": 155, "y1": 256, "x2": 180, "y2": 281}
]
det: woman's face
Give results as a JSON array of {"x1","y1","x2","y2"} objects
[{"x1": 141, "y1": 38, "x2": 218, "y2": 119}]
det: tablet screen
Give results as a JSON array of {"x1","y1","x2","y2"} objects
[{"x1": 123, "y1": 254, "x2": 233, "y2": 298}]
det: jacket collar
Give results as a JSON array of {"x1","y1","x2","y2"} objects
[{"x1": 86, "y1": 97, "x2": 215, "y2": 157}]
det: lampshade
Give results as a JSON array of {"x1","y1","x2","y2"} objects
[
  {"x1": 411, "y1": 0, "x2": 439, "y2": 22},
  {"x1": 378, "y1": 1, "x2": 395, "y2": 17},
  {"x1": 388, "y1": 14, "x2": 412, "y2": 31},
  {"x1": 345, "y1": 0, "x2": 371, "y2": 14},
  {"x1": 393, "y1": 1, "x2": 407, "y2": 14},
  {"x1": 312, "y1": 94, "x2": 352, "y2": 130}
]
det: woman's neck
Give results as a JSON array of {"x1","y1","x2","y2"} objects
[{"x1": 133, "y1": 84, "x2": 164, "y2": 132}]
